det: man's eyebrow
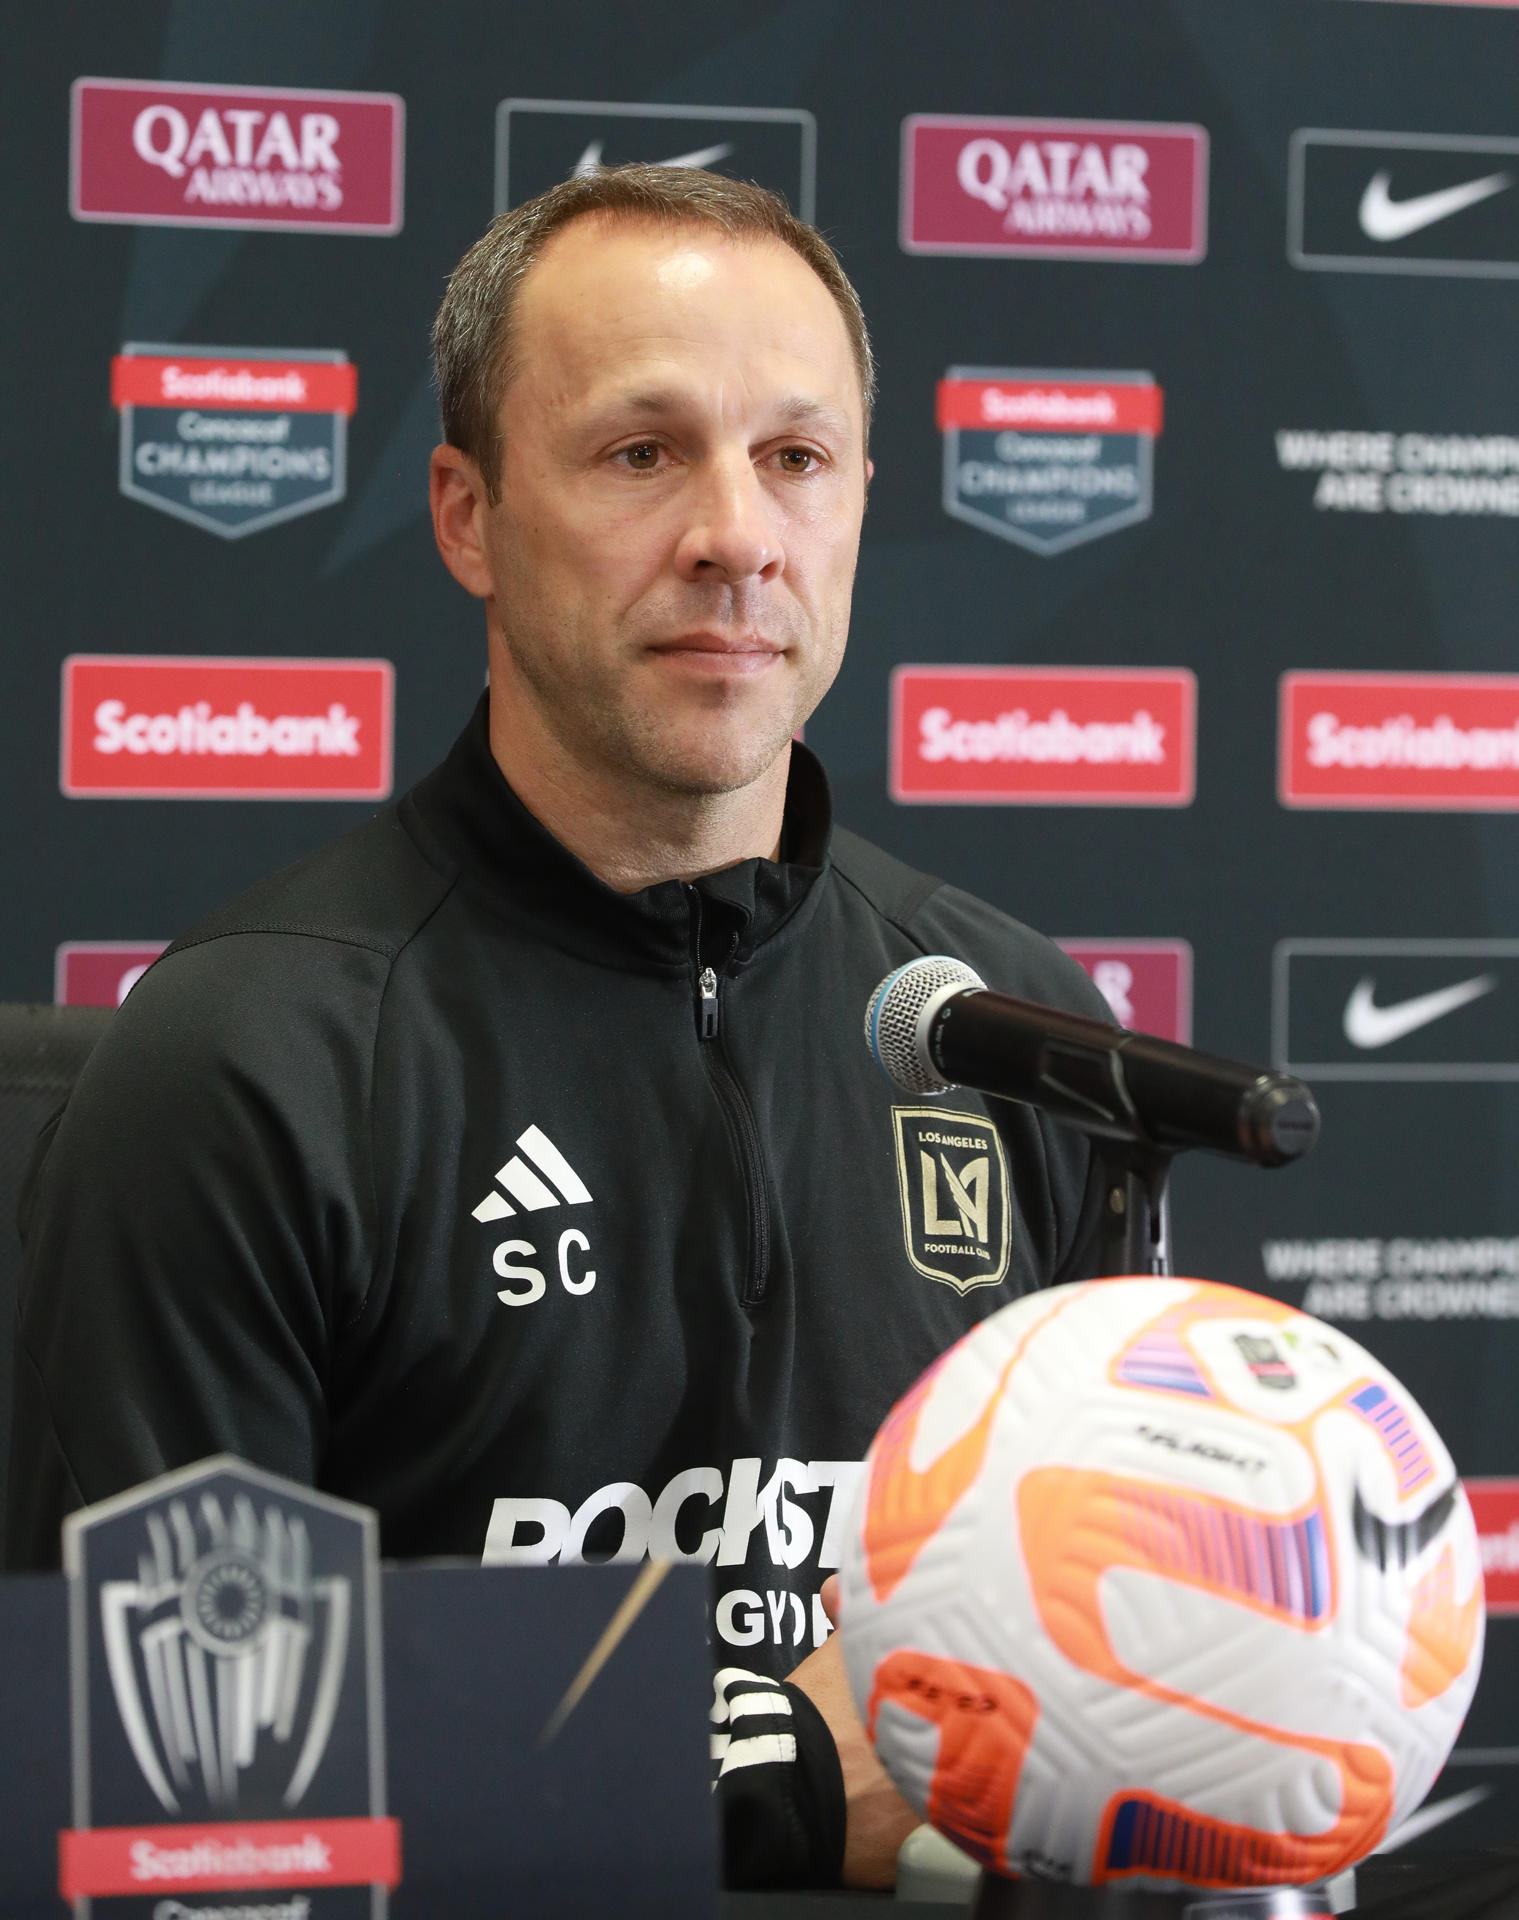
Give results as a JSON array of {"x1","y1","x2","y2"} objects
[
  {"x1": 597, "y1": 389, "x2": 682, "y2": 418},
  {"x1": 769, "y1": 395, "x2": 852, "y2": 436},
  {"x1": 580, "y1": 390, "x2": 853, "y2": 436}
]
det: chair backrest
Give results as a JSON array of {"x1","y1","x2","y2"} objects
[{"x1": 0, "y1": 1004, "x2": 113, "y2": 1564}]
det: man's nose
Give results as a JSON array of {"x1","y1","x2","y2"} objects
[{"x1": 672, "y1": 454, "x2": 784, "y2": 584}]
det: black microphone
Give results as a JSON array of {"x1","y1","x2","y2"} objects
[{"x1": 864, "y1": 956, "x2": 1319, "y2": 1168}]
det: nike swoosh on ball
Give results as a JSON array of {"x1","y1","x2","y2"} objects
[
  {"x1": 1358, "y1": 168, "x2": 1513, "y2": 243},
  {"x1": 1341, "y1": 973, "x2": 1499, "y2": 1050}
]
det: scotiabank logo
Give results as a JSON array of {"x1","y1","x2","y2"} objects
[
  {"x1": 59, "y1": 1819, "x2": 399, "y2": 1901},
  {"x1": 62, "y1": 656, "x2": 393, "y2": 800},
  {"x1": 892, "y1": 667, "x2": 1195, "y2": 806},
  {"x1": 1466, "y1": 1479, "x2": 1519, "y2": 1615},
  {"x1": 902, "y1": 115, "x2": 1208, "y2": 261},
  {"x1": 71, "y1": 78, "x2": 404, "y2": 233},
  {"x1": 1280, "y1": 670, "x2": 1519, "y2": 810}
]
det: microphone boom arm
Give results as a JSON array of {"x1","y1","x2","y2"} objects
[
  {"x1": 930, "y1": 990, "x2": 1319, "y2": 1168},
  {"x1": 864, "y1": 957, "x2": 1321, "y2": 1281},
  {"x1": 928, "y1": 991, "x2": 1320, "y2": 1280}
]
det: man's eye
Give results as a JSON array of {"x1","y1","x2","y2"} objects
[
  {"x1": 777, "y1": 447, "x2": 818, "y2": 474},
  {"x1": 621, "y1": 442, "x2": 661, "y2": 470}
]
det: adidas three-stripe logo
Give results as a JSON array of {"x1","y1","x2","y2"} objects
[
  {"x1": 710, "y1": 1668, "x2": 798, "y2": 1782},
  {"x1": 472, "y1": 1125, "x2": 593, "y2": 1222}
]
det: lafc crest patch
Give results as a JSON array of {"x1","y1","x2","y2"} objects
[{"x1": 892, "y1": 1106, "x2": 1010, "y2": 1293}]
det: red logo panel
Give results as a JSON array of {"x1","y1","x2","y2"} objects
[
  {"x1": 1280, "y1": 671, "x2": 1519, "y2": 810},
  {"x1": 891, "y1": 667, "x2": 1196, "y2": 805},
  {"x1": 55, "y1": 943, "x2": 168, "y2": 1007},
  {"x1": 902, "y1": 115, "x2": 1208, "y2": 261},
  {"x1": 1058, "y1": 940, "x2": 1193, "y2": 1044},
  {"x1": 59, "y1": 1815, "x2": 401, "y2": 1900},
  {"x1": 1466, "y1": 1478, "x2": 1519, "y2": 1615},
  {"x1": 62, "y1": 656, "x2": 394, "y2": 800},
  {"x1": 936, "y1": 377, "x2": 1163, "y2": 436},
  {"x1": 111, "y1": 354, "x2": 357, "y2": 414},
  {"x1": 71, "y1": 79, "x2": 404, "y2": 234}
]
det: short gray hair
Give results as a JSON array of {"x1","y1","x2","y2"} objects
[{"x1": 432, "y1": 164, "x2": 876, "y2": 500}]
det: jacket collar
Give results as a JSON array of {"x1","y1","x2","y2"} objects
[{"x1": 403, "y1": 695, "x2": 833, "y2": 972}]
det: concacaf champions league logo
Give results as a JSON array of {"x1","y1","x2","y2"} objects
[
  {"x1": 63, "y1": 1458, "x2": 393, "y2": 1917},
  {"x1": 892, "y1": 1107, "x2": 1011, "y2": 1293},
  {"x1": 111, "y1": 343, "x2": 356, "y2": 539},
  {"x1": 938, "y1": 366, "x2": 1162, "y2": 555}
]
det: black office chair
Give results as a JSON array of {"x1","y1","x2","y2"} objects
[{"x1": 0, "y1": 1004, "x2": 113, "y2": 1564}]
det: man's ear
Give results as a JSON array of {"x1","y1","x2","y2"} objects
[{"x1": 430, "y1": 444, "x2": 496, "y2": 600}]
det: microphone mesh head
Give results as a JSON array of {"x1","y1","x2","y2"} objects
[{"x1": 865, "y1": 955, "x2": 987, "y2": 1094}]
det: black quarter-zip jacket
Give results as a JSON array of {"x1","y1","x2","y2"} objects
[{"x1": 10, "y1": 697, "x2": 1112, "y2": 1883}]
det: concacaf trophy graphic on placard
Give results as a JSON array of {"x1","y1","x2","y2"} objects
[{"x1": 60, "y1": 1457, "x2": 398, "y2": 1917}]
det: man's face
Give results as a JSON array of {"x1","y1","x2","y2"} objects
[{"x1": 477, "y1": 215, "x2": 869, "y2": 798}]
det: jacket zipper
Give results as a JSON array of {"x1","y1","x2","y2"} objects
[
  {"x1": 690, "y1": 904, "x2": 772, "y2": 1309},
  {"x1": 698, "y1": 965, "x2": 720, "y2": 1040}
]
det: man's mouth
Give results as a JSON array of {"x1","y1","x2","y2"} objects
[{"x1": 649, "y1": 632, "x2": 786, "y2": 674}]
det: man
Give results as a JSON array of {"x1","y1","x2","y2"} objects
[{"x1": 10, "y1": 167, "x2": 1110, "y2": 1886}]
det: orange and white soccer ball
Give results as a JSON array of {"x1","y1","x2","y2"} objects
[{"x1": 838, "y1": 1278, "x2": 1483, "y2": 1891}]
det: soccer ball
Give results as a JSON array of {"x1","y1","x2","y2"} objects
[{"x1": 838, "y1": 1278, "x2": 1483, "y2": 1890}]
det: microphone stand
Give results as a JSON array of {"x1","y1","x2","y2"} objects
[{"x1": 1094, "y1": 1148, "x2": 1173, "y2": 1278}]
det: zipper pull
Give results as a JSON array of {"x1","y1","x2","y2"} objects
[{"x1": 698, "y1": 965, "x2": 720, "y2": 1040}]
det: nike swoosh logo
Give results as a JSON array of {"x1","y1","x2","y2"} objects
[
  {"x1": 572, "y1": 138, "x2": 735, "y2": 179},
  {"x1": 1358, "y1": 168, "x2": 1513, "y2": 242},
  {"x1": 1352, "y1": 1483, "x2": 1456, "y2": 1569},
  {"x1": 1342, "y1": 973, "x2": 1498, "y2": 1049}
]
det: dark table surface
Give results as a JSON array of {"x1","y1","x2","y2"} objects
[
  {"x1": 0, "y1": 1853, "x2": 1511, "y2": 1919},
  {"x1": 722, "y1": 1853, "x2": 1519, "y2": 1919}
]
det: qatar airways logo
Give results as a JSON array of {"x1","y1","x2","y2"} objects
[
  {"x1": 1058, "y1": 939, "x2": 1193, "y2": 1046},
  {"x1": 893, "y1": 667, "x2": 1195, "y2": 805},
  {"x1": 902, "y1": 115, "x2": 1208, "y2": 261},
  {"x1": 55, "y1": 942, "x2": 167, "y2": 1008},
  {"x1": 1280, "y1": 671, "x2": 1519, "y2": 809},
  {"x1": 71, "y1": 78, "x2": 404, "y2": 233},
  {"x1": 62, "y1": 657, "x2": 393, "y2": 800}
]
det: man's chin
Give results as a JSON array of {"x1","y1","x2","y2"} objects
[{"x1": 622, "y1": 720, "x2": 797, "y2": 799}]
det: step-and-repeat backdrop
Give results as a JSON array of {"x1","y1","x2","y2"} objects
[{"x1": 6, "y1": 0, "x2": 1518, "y2": 1851}]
